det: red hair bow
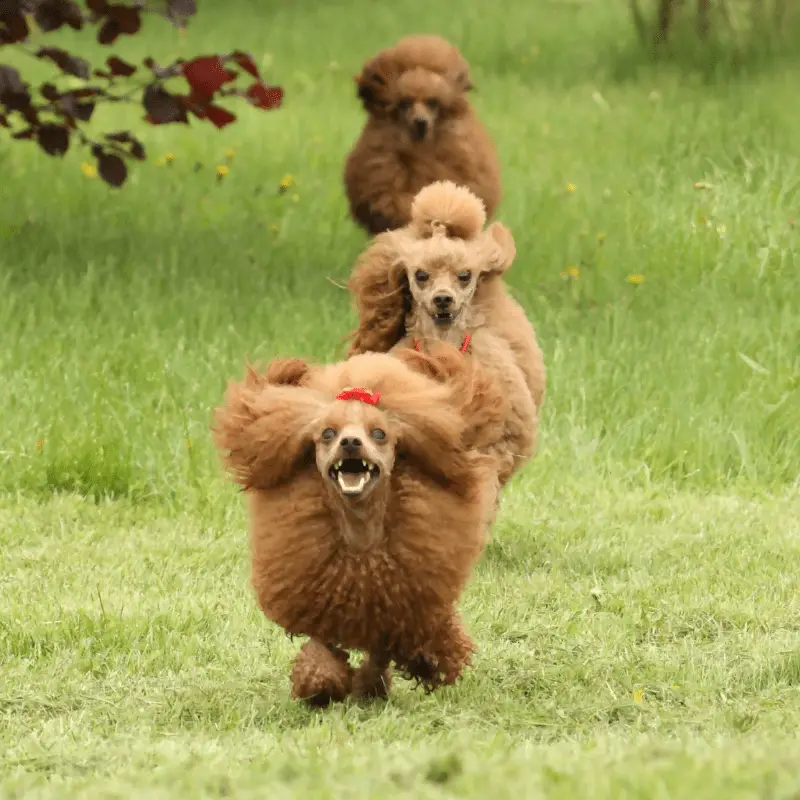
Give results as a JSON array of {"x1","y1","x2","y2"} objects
[{"x1": 335, "y1": 387, "x2": 381, "y2": 405}]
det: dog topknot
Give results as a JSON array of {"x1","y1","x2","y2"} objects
[{"x1": 409, "y1": 180, "x2": 487, "y2": 240}]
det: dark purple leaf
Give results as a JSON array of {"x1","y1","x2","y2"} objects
[
  {"x1": 36, "y1": 123, "x2": 69, "y2": 156},
  {"x1": 106, "y1": 55, "x2": 136, "y2": 76},
  {"x1": 97, "y1": 18, "x2": 118, "y2": 44},
  {"x1": 36, "y1": 47, "x2": 90, "y2": 79},
  {"x1": 0, "y1": 65, "x2": 30, "y2": 110},
  {"x1": 143, "y1": 83, "x2": 187, "y2": 124},
  {"x1": 0, "y1": 10, "x2": 29, "y2": 44},
  {"x1": 97, "y1": 152, "x2": 127, "y2": 187},
  {"x1": 106, "y1": 4, "x2": 140, "y2": 34},
  {"x1": 40, "y1": 82, "x2": 59, "y2": 101},
  {"x1": 33, "y1": 0, "x2": 84, "y2": 33}
]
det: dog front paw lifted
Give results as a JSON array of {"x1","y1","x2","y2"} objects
[{"x1": 290, "y1": 639, "x2": 353, "y2": 707}]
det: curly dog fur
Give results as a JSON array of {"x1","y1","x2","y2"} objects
[
  {"x1": 213, "y1": 342, "x2": 506, "y2": 706},
  {"x1": 347, "y1": 181, "x2": 546, "y2": 487},
  {"x1": 344, "y1": 34, "x2": 502, "y2": 235}
]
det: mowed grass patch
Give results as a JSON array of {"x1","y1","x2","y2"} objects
[
  {"x1": 2, "y1": 487, "x2": 799, "y2": 798},
  {"x1": 1, "y1": 0, "x2": 799, "y2": 795}
]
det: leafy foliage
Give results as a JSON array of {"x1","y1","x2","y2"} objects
[{"x1": 0, "y1": 0, "x2": 283, "y2": 186}]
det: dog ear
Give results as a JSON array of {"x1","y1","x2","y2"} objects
[
  {"x1": 354, "y1": 65, "x2": 390, "y2": 111},
  {"x1": 347, "y1": 234, "x2": 411, "y2": 356},
  {"x1": 213, "y1": 381, "x2": 323, "y2": 491},
  {"x1": 454, "y1": 67, "x2": 474, "y2": 92},
  {"x1": 478, "y1": 221, "x2": 516, "y2": 276},
  {"x1": 265, "y1": 357, "x2": 312, "y2": 387},
  {"x1": 397, "y1": 342, "x2": 508, "y2": 452},
  {"x1": 391, "y1": 398, "x2": 476, "y2": 492}
]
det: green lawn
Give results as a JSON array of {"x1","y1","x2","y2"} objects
[{"x1": 2, "y1": 0, "x2": 799, "y2": 796}]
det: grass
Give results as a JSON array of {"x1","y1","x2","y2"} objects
[{"x1": 1, "y1": 0, "x2": 799, "y2": 796}]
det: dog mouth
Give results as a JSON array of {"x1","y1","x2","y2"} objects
[
  {"x1": 328, "y1": 458, "x2": 380, "y2": 496},
  {"x1": 430, "y1": 308, "x2": 460, "y2": 327}
]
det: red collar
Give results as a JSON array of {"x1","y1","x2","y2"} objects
[{"x1": 413, "y1": 334, "x2": 471, "y2": 354}]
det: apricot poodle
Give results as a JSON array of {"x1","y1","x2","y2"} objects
[
  {"x1": 344, "y1": 34, "x2": 502, "y2": 235},
  {"x1": 347, "y1": 180, "x2": 546, "y2": 488},
  {"x1": 213, "y1": 342, "x2": 506, "y2": 706}
]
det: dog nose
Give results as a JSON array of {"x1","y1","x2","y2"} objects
[
  {"x1": 412, "y1": 118, "x2": 428, "y2": 139},
  {"x1": 340, "y1": 436, "x2": 362, "y2": 454},
  {"x1": 433, "y1": 293, "x2": 453, "y2": 309}
]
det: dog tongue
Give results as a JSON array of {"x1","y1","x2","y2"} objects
[{"x1": 337, "y1": 471, "x2": 368, "y2": 494}]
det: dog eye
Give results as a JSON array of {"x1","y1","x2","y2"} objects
[
  {"x1": 397, "y1": 99, "x2": 412, "y2": 112},
  {"x1": 426, "y1": 99, "x2": 440, "y2": 111},
  {"x1": 321, "y1": 427, "x2": 336, "y2": 441},
  {"x1": 457, "y1": 270, "x2": 472, "y2": 283},
  {"x1": 371, "y1": 428, "x2": 386, "y2": 441},
  {"x1": 415, "y1": 270, "x2": 429, "y2": 284}
]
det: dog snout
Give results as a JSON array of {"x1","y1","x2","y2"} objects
[
  {"x1": 411, "y1": 117, "x2": 428, "y2": 140},
  {"x1": 433, "y1": 293, "x2": 454, "y2": 310},
  {"x1": 339, "y1": 436, "x2": 363, "y2": 455}
]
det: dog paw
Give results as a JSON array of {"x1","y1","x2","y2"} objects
[
  {"x1": 290, "y1": 640, "x2": 353, "y2": 707},
  {"x1": 352, "y1": 656, "x2": 392, "y2": 700},
  {"x1": 399, "y1": 653, "x2": 445, "y2": 692}
]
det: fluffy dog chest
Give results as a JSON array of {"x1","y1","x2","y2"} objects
[{"x1": 247, "y1": 472, "x2": 484, "y2": 652}]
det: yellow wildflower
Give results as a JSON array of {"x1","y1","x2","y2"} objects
[
  {"x1": 597, "y1": 232, "x2": 606, "y2": 243},
  {"x1": 626, "y1": 274, "x2": 645, "y2": 285},
  {"x1": 225, "y1": 148, "x2": 236, "y2": 161},
  {"x1": 81, "y1": 162, "x2": 97, "y2": 178},
  {"x1": 279, "y1": 174, "x2": 294, "y2": 192},
  {"x1": 566, "y1": 183, "x2": 576, "y2": 193},
  {"x1": 269, "y1": 223, "x2": 280, "y2": 234},
  {"x1": 157, "y1": 152, "x2": 175, "y2": 166},
  {"x1": 216, "y1": 164, "x2": 229, "y2": 179},
  {"x1": 561, "y1": 266, "x2": 580, "y2": 279},
  {"x1": 632, "y1": 688, "x2": 644, "y2": 704}
]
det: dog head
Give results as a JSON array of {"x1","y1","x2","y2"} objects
[
  {"x1": 347, "y1": 183, "x2": 516, "y2": 355},
  {"x1": 393, "y1": 220, "x2": 517, "y2": 333},
  {"x1": 214, "y1": 347, "x2": 496, "y2": 501},
  {"x1": 390, "y1": 67, "x2": 465, "y2": 143},
  {"x1": 354, "y1": 34, "x2": 473, "y2": 139},
  {"x1": 313, "y1": 390, "x2": 395, "y2": 502}
]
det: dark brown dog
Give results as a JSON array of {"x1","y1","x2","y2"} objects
[{"x1": 344, "y1": 34, "x2": 502, "y2": 235}]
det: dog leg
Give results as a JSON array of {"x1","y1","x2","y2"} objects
[
  {"x1": 402, "y1": 613, "x2": 476, "y2": 692},
  {"x1": 290, "y1": 639, "x2": 353, "y2": 707},
  {"x1": 352, "y1": 652, "x2": 392, "y2": 700}
]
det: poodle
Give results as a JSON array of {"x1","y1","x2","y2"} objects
[
  {"x1": 347, "y1": 180, "x2": 546, "y2": 488},
  {"x1": 213, "y1": 342, "x2": 506, "y2": 706},
  {"x1": 344, "y1": 34, "x2": 502, "y2": 236}
]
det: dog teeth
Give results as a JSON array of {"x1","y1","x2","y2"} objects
[
  {"x1": 362, "y1": 459, "x2": 368, "y2": 467},
  {"x1": 337, "y1": 472, "x2": 369, "y2": 495}
]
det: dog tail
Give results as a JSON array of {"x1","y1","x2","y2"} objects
[{"x1": 409, "y1": 180, "x2": 486, "y2": 240}]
